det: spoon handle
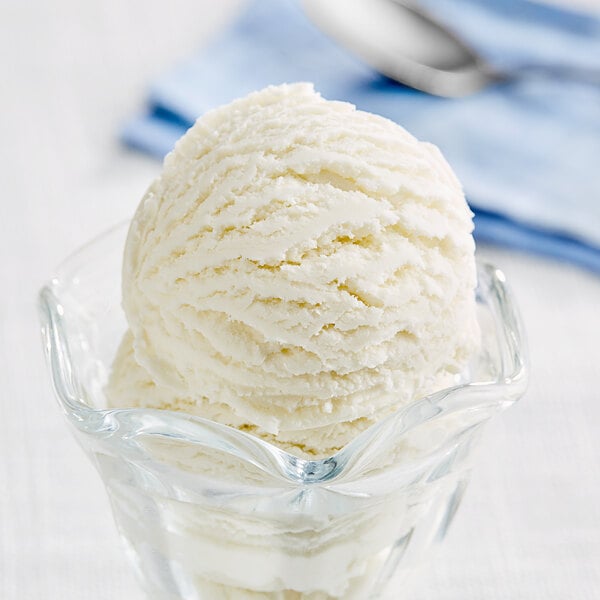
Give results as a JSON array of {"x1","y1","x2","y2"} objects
[{"x1": 511, "y1": 63, "x2": 600, "y2": 86}]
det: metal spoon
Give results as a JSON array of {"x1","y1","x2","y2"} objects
[{"x1": 301, "y1": 0, "x2": 599, "y2": 97}]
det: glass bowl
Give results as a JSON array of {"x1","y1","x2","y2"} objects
[{"x1": 38, "y1": 222, "x2": 527, "y2": 600}]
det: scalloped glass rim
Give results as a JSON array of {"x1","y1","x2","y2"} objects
[{"x1": 38, "y1": 222, "x2": 528, "y2": 485}]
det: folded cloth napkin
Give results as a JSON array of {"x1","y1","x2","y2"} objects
[{"x1": 122, "y1": 0, "x2": 600, "y2": 273}]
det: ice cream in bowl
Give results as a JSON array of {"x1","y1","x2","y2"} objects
[{"x1": 39, "y1": 84, "x2": 527, "y2": 599}]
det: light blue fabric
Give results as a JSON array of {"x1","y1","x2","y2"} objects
[{"x1": 122, "y1": 0, "x2": 600, "y2": 273}]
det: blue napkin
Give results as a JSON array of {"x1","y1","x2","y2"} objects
[{"x1": 122, "y1": 0, "x2": 600, "y2": 273}]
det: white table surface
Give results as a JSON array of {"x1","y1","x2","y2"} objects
[{"x1": 1, "y1": 1, "x2": 599, "y2": 598}]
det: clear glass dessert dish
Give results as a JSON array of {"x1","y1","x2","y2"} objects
[{"x1": 39, "y1": 223, "x2": 528, "y2": 600}]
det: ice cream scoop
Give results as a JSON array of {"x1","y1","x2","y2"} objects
[
  {"x1": 302, "y1": 0, "x2": 600, "y2": 97},
  {"x1": 107, "y1": 83, "x2": 479, "y2": 458}
]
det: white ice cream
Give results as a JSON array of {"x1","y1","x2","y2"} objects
[
  {"x1": 108, "y1": 82, "x2": 478, "y2": 457},
  {"x1": 105, "y1": 83, "x2": 479, "y2": 597}
]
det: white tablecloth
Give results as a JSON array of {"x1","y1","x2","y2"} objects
[{"x1": 1, "y1": 1, "x2": 599, "y2": 598}]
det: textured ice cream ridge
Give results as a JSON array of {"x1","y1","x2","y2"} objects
[{"x1": 107, "y1": 82, "x2": 479, "y2": 459}]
